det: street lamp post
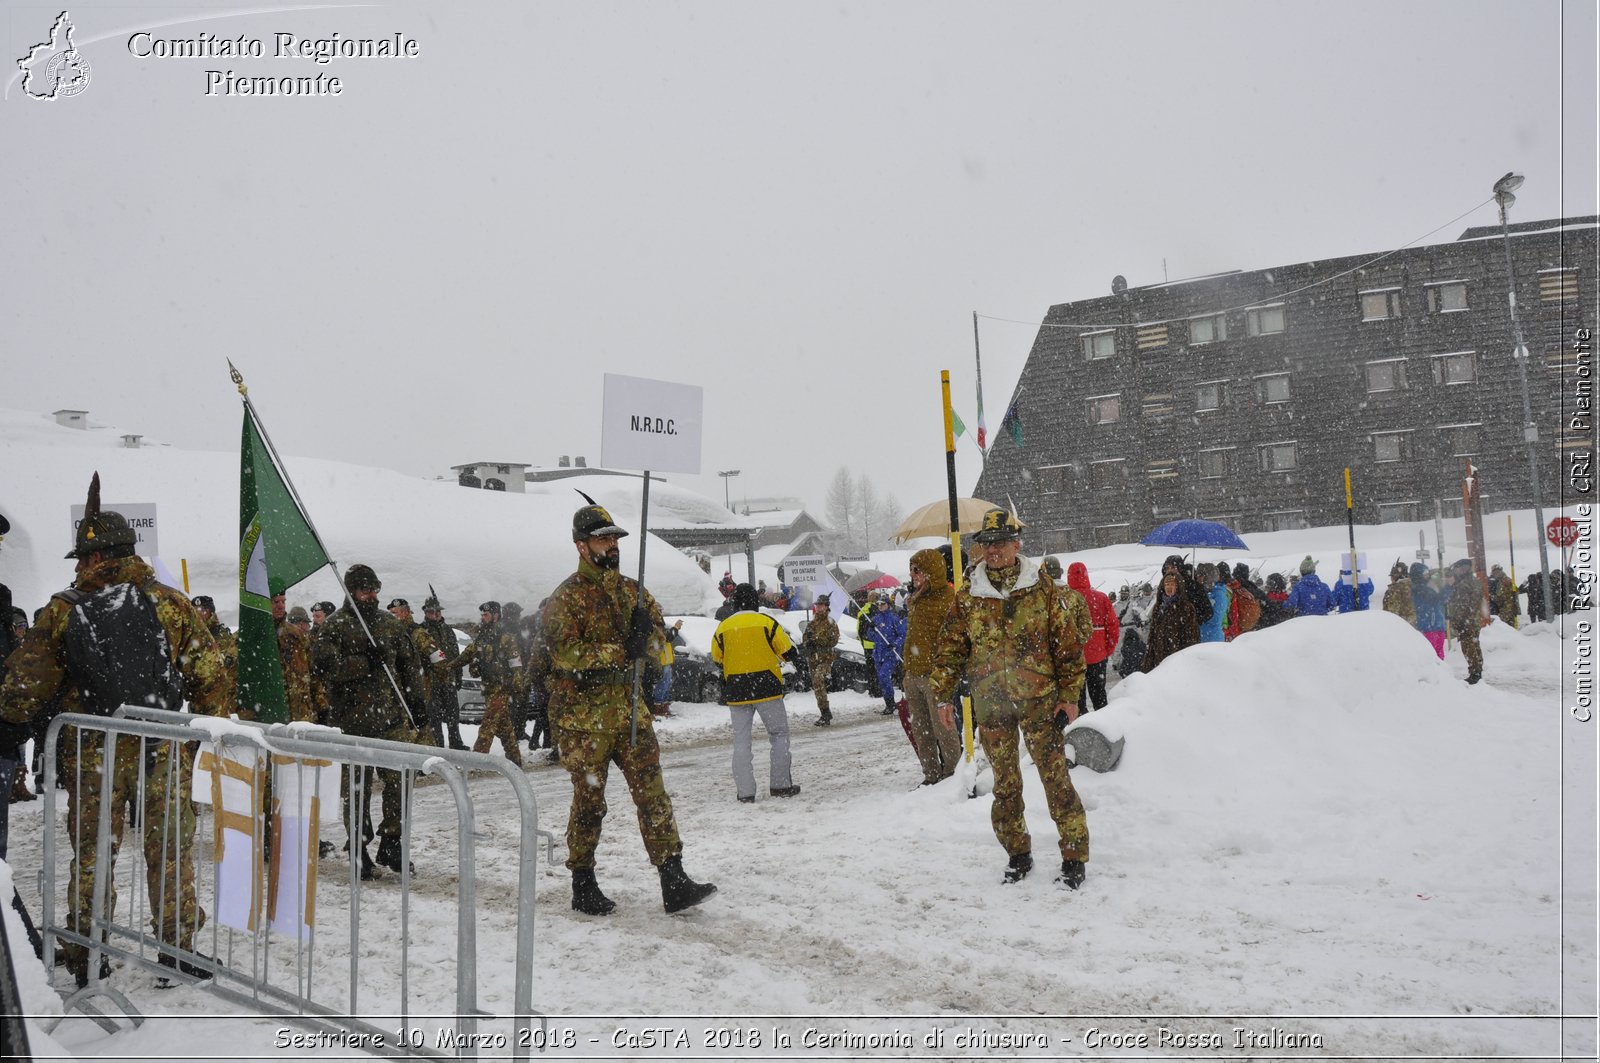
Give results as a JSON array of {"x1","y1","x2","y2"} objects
[
  {"x1": 718, "y1": 469, "x2": 741, "y2": 512},
  {"x1": 1492, "y1": 172, "x2": 1555, "y2": 621},
  {"x1": 718, "y1": 469, "x2": 741, "y2": 578}
]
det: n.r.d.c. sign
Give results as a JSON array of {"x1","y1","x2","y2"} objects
[{"x1": 1547, "y1": 516, "x2": 1579, "y2": 548}]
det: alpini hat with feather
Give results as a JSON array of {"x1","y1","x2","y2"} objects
[
  {"x1": 971, "y1": 508, "x2": 1023, "y2": 544},
  {"x1": 66, "y1": 472, "x2": 138, "y2": 559}
]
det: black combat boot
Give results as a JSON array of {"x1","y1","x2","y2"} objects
[
  {"x1": 658, "y1": 856, "x2": 717, "y2": 913},
  {"x1": 357, "y1": 845, "x2": 376, "y2": 882},
  {"x1": 1002, "y1": 852, "x2": 1033, "y2": 884},
  {"x1": 156, "y1": 950, "x2": 215, "y2": 989},
  {"x1": 68, "y1": 954, "x2": 112, "y2": 989},
  {"x1": 376, "y1": 836, "x2": 413, "y2": 875},
  {"x1": 1466, "y1": 672, "x2": 1482, "y2": 685},
  {"x1": 814, "y1": 712, "x2": 832, "y2": 727},
  {"x1": 1056, "y1": 859, "x2": 1086, "y2": 890},
  {"x1": 571, "y1": 868, "x2": 617, "y2": 916}
]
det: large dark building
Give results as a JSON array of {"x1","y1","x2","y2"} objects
[{"x1": 975, "y1": 216, "x2": 1597, "y2": 551}]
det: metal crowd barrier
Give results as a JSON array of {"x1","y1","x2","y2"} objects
[{"x1": 33, "y1": 707, "x2": 554, "y2": 1058}]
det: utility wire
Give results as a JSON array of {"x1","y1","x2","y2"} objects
[{"x1": 976, "y1": 196, "x2": 1498, "y2": 332}]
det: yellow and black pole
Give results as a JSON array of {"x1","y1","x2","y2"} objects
[
  {"x1": 1344, "y1": 468, "x2": 1362, "y2": 609},
  {"x1": 941, "y1": 371, "x2": 974, "y2": 761}
]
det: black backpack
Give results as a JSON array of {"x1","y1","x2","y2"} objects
[{"x1": 56, "y1": 585, "x2": 184, "y2": 715}]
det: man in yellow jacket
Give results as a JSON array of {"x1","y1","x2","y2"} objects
[{"x1": 712, "y1": 583, "x2": 801, "y2": 804}]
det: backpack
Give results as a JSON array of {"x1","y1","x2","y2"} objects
[
  {"x1": 1234, "y1": 584, "x2": 1262, "y2": 632},
  {"x1": 57, "y1": 584, "x2": 184, "y2": 715}
]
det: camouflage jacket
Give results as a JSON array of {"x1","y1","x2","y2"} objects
[
  {"x1": 542, "y1": 553, "x2": 664, "y2": 733},
  {"x1": 0, "y1": 556, "x2": 231, "y2": 724},
  {"x1": 930, "y1": 555, "x2": 1085, "y2": 717},
  {"x1": 207, "y1": 620, "x2": 239, "y2": 676},
  {"x1": 419, "y1": 616, "x2": 461, "y2": 693},
  {"x1": 309, "y1": 601, "x2": 424, "y2": 735},
  {"x1": 1445, "y1": 572, "x2": 1484, "y2": 629},
  {"x1": 455, "y1": 621, "x2": 522, "y2": 697},
  {"x1": 801, "y1": 614, "x2": 839, "y2": 659},
  {"x1": 275, "y1": 616, "x2": 316, "y2": 723},
  {"x1": 1060, "y1": 587, "x2": 1092, "y2": 649},
  {"x1": 403, "y1": 622, "x2": 445, "y2": 701}
]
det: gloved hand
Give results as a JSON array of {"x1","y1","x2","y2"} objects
[
  {"x1": 623, "y1": 606, "x2": 652, "y2": 662},
  {"x1": 365, "y1": 641, "x2": 388, "y2": 674}
]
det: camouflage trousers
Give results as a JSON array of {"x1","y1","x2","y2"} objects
[
  {"x1": 1453, "y1": 620, "x2": 1484, "y2": 678},
  {"x1": 473, "y1": 691, "x2": 523, "y2": 766},
  {"x1": 809, "y1": 653, "x2": 834, "y2": 715},
  {"x1": 978, "y1": 700, "x2": 1089, "y2": 862},
  {"x1": 341, "y1": 721, "x2": 418, "y2": 845},
  {"x1": 62, "y1": 732, "x2": 202, "y2": 967},
  {"x1": 554, "y1": 721, "x2": 682, "y2": 871}
]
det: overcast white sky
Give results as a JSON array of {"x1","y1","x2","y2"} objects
[{"x1": 5, "y1": 0, "x2": 1596, "y2": 531}]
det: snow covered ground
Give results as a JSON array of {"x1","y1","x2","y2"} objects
[{"x1": 4, "y1": 603, "x2": 1593, "y2": 1060}]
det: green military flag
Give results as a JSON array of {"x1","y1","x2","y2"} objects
[{"x1": 238, "y1": 403, "x2": 328, "y2": 723}]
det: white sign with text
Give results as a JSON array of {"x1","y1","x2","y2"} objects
[
  {"x1": 600, "y1": 374, "x2": 703, "y2": 475},
  {"x1": 70, "y1": 502, "x2": 159, "y2": 556},
  {"x1": 782, "y1": 554, "x2": 827, "y2": 584}
]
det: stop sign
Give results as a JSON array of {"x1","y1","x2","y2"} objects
[{"x1": 1547, "y1": 516, "x2": 1580, "y2": 548}]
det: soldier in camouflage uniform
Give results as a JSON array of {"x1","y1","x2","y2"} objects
[
  {"x1": 932, "y1": 509, "x2": 1090, "y2": 890},
  {"x1": 419, "y1": 596, "x2": 466, "y2": 749},
  {"x1": 801, "y1": 595, "x2": 840, "y2": 726},
  {"x1": 543, "y1": 505, "x2": 717, "y2": 916},
  {"x1": 310, "y1": 565, "x2": 424, "y2": 876},
  {"x1": 1445, "y1": 559, "x2": 1485, "y2": 684},
  {"x1": 455, "y1": 601, "x2": 523, "y2": 765},
  {"x1": 0, "y1": 476, "x2": 229, "y2": 985},
  {"x1": 273, "y1": 593, "x2": 316, "y2": 724},
  {"x1": 388, "y1": 599, "x2": 442, "y2": 747},
  {"x1": 192, "y1": 595, "x2": 239, "y2": 687}
]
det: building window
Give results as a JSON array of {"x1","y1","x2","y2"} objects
[
  {"x1": 1361, "y1": 289, "x2": 1402, "y2": 321},
  {"x1": 496, "y1": 464, "x2": 510, "y2": 474},
  {"x1": 1036, "y1": 464, "x2": 1071, "y2": 494},
  {"x1": 1365, "y1": 359, "x2": 1408, "y2": 393},
  {"x1": 1082, "y1": 331, "x2": 1115, "y2": 360},
  {"x1": 1093, "y1": 524, "x2": 1131, "y2": 547},
  {"x1": 1539, "y1": 268, "x2": 1579, "y2": 302},
  {"x1": 1198, "y1": 448, "x2": 1231, "y2": 479},
  {"x1": 1443, "y1": 423, "x2": 1481, "y2": 456},
  {"x1": 1256, "y1": 374, "x2": 1291, "y2": 404},
  {"x1": 1373, "y1": 431, "x2": 1412, "y2": 463},
  {"x1": 1258, "y1": 441, "x2": 1298, "y2": 473},
  {"x1": 1377, "y1": 501, "x2": 1421, "y2": 523},
  {"x1": 1427, "y1": 282, "x2": 1468, "y2": 313},
  {"x1": 1437, "y1": 498, "x2": 1464, "y2": 520},
  {"x1": 1189, "y1": 313, "x2": 1227, "y2": 344},
  {"x1": 1147, "y1": 458, "x2": 1179, "y2": 483},
  {"x1": 1246, "y1": 304, "x2": 1286, "y2": 336},
  {"x1": 1136, "y1": 325, "x2": 1169, "y2": 352},
  {"x1": 1087, "y1": 395, "x2": 1121, "y2": 425},
  {"x1": 1264, "y1": 510, "x2": 1309, "y2": 531},
  {"x1": 1430, "y1": 351, "x2": 1477, "y2": 385},
  {"x1": 1195, "y1": 382, "x2": 1225, "y2": 411},
  {"x1": 1089, "y1": 460, "x2": 1126, "y2": 490}
]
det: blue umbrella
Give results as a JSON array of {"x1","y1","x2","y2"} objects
[{"x1": 1140, "y1": 518, "x2": 1249, "y2": 551}]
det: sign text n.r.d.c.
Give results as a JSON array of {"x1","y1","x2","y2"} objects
[{"x1": 629, "y1": 415, "x2": 676, "y2": 435}]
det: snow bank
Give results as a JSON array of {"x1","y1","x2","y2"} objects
[{"x1": 0, "y1": 408, "x2": 722, "y2": 622}]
